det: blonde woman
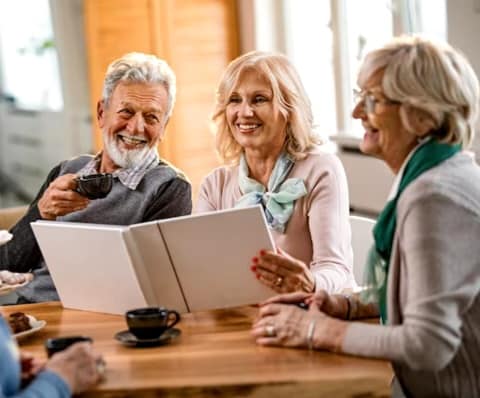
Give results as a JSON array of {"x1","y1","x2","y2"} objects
[{"x1": 197, "y1": 51, "x2": 355, "y2": 294}]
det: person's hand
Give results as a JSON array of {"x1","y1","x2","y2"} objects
[
  {"x1": 306, "y1": 290, "x2": 349, "y2": 319},
  {"x1": 259, "y1": 291, "x2": 314, "y2": 307},
  {"x1": 46, "y1": 342, "x2": 103, "y2": 394},
  {"x1": 259, "y1": 291, "x2": 349, "y2": 320},
  {"x1": 20, "y1": 352, "x2": 44, "y2": 383},
  {"x1": 252, "y1": 302, "x2": 314, "y2": 348},
  {"x1": 251, "y1": 301, "x2": 347, "y2": 352},
  {"x1": 251, "y1": 248, "x2": 315, "y2": 293},
  {"x1": 37, "y1": 174, "x2": 90, "y2": 220}
]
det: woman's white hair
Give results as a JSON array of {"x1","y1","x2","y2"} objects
[
  {"x1": 212, "y1": 51, "x2": 322, "y2": 165},
  {"x1": 358, "y1": 35, "x2": 479, "y2": 148},
  {"x1": 103, "y1": 52, "x2": 176, "y2": 120}
]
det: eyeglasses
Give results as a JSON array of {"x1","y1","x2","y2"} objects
[{"x1": 353, "y1": 89, "x2": 401, "y2": 114}]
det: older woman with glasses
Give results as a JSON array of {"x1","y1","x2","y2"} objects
[
  {"x1": 196, "y1": 51, "x2": 355, "y2": 295},
  {"x1": 252, "y1": 36, "x2": 480, "y2": 398}
]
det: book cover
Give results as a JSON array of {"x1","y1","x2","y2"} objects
[{"x1": 32, "y1": 205, "x2": 275, "y2": 314}]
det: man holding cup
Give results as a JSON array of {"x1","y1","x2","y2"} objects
[{"x1": 0, "y1": 53, "x2": 192, "y2": 303}]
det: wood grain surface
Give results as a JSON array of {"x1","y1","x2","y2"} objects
[{"x1": 3, "y1": 302, "x2": 392, "y2": 397}]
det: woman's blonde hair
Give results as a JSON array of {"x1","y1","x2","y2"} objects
[
  {"x1": 212, "y1": 51, "x2": 321, "y2": 164},
  {"x1": 358, "y1": 36, "x2": 479, "y2": 148}
]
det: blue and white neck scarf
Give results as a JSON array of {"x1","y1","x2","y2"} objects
[{"x1": 235, "y1": 152, "x2": 307, "y2": 233}]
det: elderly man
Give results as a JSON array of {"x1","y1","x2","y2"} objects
[{"x1": 0, "y1": 52, "x2": 192, "y2": 303}]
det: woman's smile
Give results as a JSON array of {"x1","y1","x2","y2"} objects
[{"x1": 236, "y1": 123, "x2": 262, "y2": 134}]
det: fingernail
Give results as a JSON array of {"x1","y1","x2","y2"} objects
[
  {"x1": 256, "y1": 273, "x2": 260, "y2": 279},
  {"x1": 259, "y1": 249, "x2": 266, "y2": 256},
  {"x1": 250, "y1": 265, "x2": 257, "y2": 272},
  {"x1": 252, "y1": 257, "x2": 259, "y2": 263}
]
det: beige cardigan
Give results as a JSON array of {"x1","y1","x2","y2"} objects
[{"x1": 343, "y1": 152, "x2": 480, "y2": 397}]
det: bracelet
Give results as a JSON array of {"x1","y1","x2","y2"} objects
[
  {"x1": 344, "y1": 295, "x2": 352, "y2": 320},
  {"x1": 307, "y1": 319, "x2": 316, "y2": 350},
  {"x1": 344, "y1": 294, "x2": 359, "y2": 320}
]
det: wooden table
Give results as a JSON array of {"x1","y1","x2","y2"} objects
[{"x1": 3, "y1": 302, "x2": 392, "y2": 398}]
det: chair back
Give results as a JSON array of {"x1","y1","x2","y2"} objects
[
  {"x1": 349, "y1": 215, "x2": 376, "y2": 285},
  {"x1": 0, "y1": 206, "x2": 27, "y2": 230}
]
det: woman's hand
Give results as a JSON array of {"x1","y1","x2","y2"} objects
[
  {"x1": 46, "y1": 342, "x2": 103, "y2": 394},
  {"x1": 251, "y1": 301, "x2": 348, "y2": 352},
  {"x1": 260, "y1": 291, "x2": 314, "y2": 306},
  {"x1": 259, "y1": 290, "x2": 349, "y2": 319},
  {"x1": 38, "y1": 174, "x2": 90, "y2": 220},
  {"x1": 251, "y1": 248, "x2": 315, "y2": 293},
  {"x1": 306, "y1": 290, "x2": 349, "y2": 319}
]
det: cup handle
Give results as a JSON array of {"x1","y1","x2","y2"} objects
[{"x1": 166, "y1": 310, "x2": 180, "y2": 328}]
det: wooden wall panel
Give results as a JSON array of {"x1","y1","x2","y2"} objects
[
  {"x1": 166, "y1": 0, "x2": 238, "y2": 198},
  {"x1": 84, "y1": 0, "x2": 158, "y2": 150},
  {"x1": 84, "y1": 0, "x2": 239, "y2": 201}
]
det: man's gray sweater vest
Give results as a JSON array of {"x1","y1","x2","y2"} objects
[{"x1": 7, "y1": 155, "x2": 191, "y2": 303}]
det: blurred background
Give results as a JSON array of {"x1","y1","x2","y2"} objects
[{"x1": 0, "y1": 0, "x2": 478, "y2": 216}]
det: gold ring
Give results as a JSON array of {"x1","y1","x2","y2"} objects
[
  {"x1": 265, "y1": 324, "x2": 276, "y2": 337},
  {"x1": 274, "y1": 276, "x2": 283, "y2": 287}
]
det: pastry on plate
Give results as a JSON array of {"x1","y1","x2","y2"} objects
[{"x1": 8, "y1": 312, "x2": 32, "y2": 334}]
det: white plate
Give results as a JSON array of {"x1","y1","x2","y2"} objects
[
  {"x1": 0, "y1": 230, "x2": 13, "y2": 246},
  {"x1": 0, "y1": 272, "x2": 33, "y2": 296},
  {"x1": 13, "y1": 315, "x2": 47, "y2": 341},
  {"x1": 0, "y1": 282, "x2": 28, "y2": 296}
]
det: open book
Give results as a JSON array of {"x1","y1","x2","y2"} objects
[{"x1": 31, "y1": 205, "x2": 276, "y2": 315}]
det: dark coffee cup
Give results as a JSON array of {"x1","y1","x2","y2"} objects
[
  {"x1": 75, "y1": 173, "x2": 113, "y2": 199},
  {"x1": 126, "y1": 307, "x2": 180, "y2": 340},
  {"x1": 45, "y1": 336, "x2": 93, "y2": 357}
]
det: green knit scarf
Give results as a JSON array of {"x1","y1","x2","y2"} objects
[{"x1": 361, "y1": 139, "x2": 460, "y2": 323}]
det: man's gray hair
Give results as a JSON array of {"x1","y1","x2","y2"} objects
[{"x1": 102, "y1": 52, "x2": 176, "y2": 120}]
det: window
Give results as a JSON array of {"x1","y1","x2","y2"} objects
[
  {"x1": 250, "y1": 0, "x2": 447, "y2": 138},
  {"x1": 344, "y1": 0, "x2": 394, "y2": 136},
  {"x1": 343, "y1": 0, "x2": 447, "y2": 137},
  {"x1": 283, "y1": 0, "x2": 336, "y2": 139},
  {"x1": 0, "y1": 0, "x2": 63, "y2": 111}
]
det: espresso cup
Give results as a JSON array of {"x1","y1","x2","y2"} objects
[
  {"x1": 126, "y1": 307, "x2": 180, "y2": 340},
  {"x1": 45, "y1": 336, "x2": 93, "y2": 358},
  {"x1": 75, "y1": 173, "x2": 113, "y2": 199}
]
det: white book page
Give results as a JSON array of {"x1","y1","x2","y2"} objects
[
  {"x1": 159, "y1": 206, "x2": 276, "y2": 312},
  {"x1": 128, "y1": 221, "x2": 188, "y2": 312}
]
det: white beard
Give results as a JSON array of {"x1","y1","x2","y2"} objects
[{"x1": 103, "y1": 131, "x2": 156, "y2": 169}]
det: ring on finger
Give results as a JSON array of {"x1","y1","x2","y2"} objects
[
  {"x1": 274, "y1": 276, "x2": 284, "y2": 287},
  {"x1": 265, "y1": 324, "x2": 276, "y2": 337}
]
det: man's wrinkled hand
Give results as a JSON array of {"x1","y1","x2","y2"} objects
[{"x1": 38, "y1": 174, "x2": 90, "y2": 220}]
